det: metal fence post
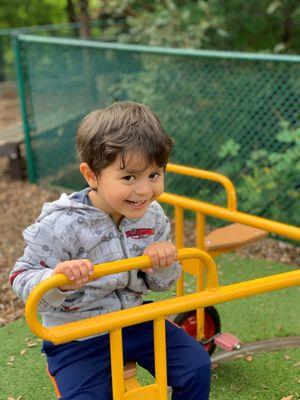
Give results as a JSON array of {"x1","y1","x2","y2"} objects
[{"x1": 13, "y1": 35, "x2": 35, "y2": 182}]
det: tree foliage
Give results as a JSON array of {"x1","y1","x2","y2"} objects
[
  {"x1": 0, "y1": 0, "x2": 67, "y2": 29},
  {"x1": 96, "y1": 0, "x2": 300, "y2": 53},
  {"x1": 0, "y1": 0, "x2": 299, "y2": 53}
]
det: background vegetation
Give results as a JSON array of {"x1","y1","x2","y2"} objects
[
  {"x1": 0, "y1": 1, "x2": 299, "y2": 225},
  {"x1": 0, "y1": 0, "x2": 299, "y2": 53}
]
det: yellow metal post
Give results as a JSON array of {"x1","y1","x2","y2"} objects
[
  {"x1": 174, "y1": 206, "x2": 184, "y2": 248},
  {"x1": 110, "y1": 329, "x2": 126, "y2": 400},
  {"x1": 195, "y1": 212, "x2": 205, "y2": 249},
  {"x1": 154, "y1": 318, "x2": 168, "y2": 400},
  {"x1": 196, "y1": 212, "x2": 205, "y2": 339},
  {"x1": 174, "y1": 206, "x2": 185, "y2": 296}
]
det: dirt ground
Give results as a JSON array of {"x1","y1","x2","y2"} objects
[
  {"x1": 0, "y1": 83, "x2": 299, "y2": 327},
  {"x1": 0, "y1": 82, "x2": 21, "y2": 130}
]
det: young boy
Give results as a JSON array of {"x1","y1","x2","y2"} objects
[{"x1": 10, "y1": 102, "x2": 211, "y2": 400}]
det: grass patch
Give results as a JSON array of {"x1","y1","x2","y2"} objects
[
  {"x1": 1, "y1": 254, "x2": 299, "y2": 399},
  {"x1": 205, "y1": 254, "x2": 300, "y2": 342},
  {"x1": 211, "y1": 348, "x2": 300, "y2": 400},
  {"x1": 0, "y1": 318, "x2": 53, "y2": 399}
]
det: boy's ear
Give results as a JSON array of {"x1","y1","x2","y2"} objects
[{"x1": 79, "y1": 163, "x2": 98, "y2": 189}]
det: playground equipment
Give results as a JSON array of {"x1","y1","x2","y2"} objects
[
  {"x1": 25, "y1": 163, "x2": 300, "y2": 400},
  {"x1": 162, "y1": 163, "x2": 299, "y2": 354}
]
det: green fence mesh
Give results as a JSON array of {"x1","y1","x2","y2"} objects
[
  {"x1": 0, "y1": 21, "x2": 121, "y2": 82},
  {"x1": 15, "y1": 34, "x2": 300, "y2": 226}
]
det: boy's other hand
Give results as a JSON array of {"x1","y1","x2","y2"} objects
[
  {"x1": 53, "y1": 259, "x2": 94, "y2": 291},
  {"x1": 142, "y1": 242, "x2": 178, "y2": 273}
]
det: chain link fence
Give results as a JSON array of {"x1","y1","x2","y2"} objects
[
  {"x1": 0, "y1": 21, "x2": 123, "y2": 82},
  {"x1": 15, "y1": 34, "x2": 300, "y2": 226}
]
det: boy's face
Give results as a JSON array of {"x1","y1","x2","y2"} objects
[{"x1": 83, "y1": 152, "x2": 165, "y2": 224}]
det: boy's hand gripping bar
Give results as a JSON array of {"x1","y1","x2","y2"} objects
[{"x1": 25, "y1": 248, "x2": 218, "y2": 344}]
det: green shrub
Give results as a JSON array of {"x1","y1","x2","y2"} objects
[{"x1": 217, "y1": 122, "x2": 300, "y2": 225}]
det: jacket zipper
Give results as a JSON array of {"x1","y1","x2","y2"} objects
[
  {"x1": 118, "y1": 225, "x2": 129, "y2": 258},
  {"x1": 114, "y1": 222, "x2": 130, "y2": 309}
]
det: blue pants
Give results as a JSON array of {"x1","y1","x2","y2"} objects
[{"x1": 43, "y1": 320, "x2": 211, "y2": 400}]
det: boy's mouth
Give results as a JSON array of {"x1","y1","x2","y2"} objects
[{"x1": 126, "y1": 200, "x2": 148, "y2": 209}]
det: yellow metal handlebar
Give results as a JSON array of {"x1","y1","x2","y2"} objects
[
  {"x1": 25, "y1": 248, "x2": 218, "y2": 344},
  {"x1": 166, "y1": 163, "x2": 237, "y2": 210},
  {"x1": 25, "y1": 247, "x2": 300, "y2": 347},
  {"x1": 25, "y1": 248, "x2": 300, "y2": 344},
  {"x1": 158, "y1": 192, "x2": 300, "y2": 242}
]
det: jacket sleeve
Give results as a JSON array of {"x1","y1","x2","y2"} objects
[
  {"x1": 10, "y1": 221, "x2": 76, "y2": 310},
  {"x1": 10, "y1": 220, "x2": 129, "y2": 310},
  {"x1": 143, "y1": 204, "x2": 182, "y2": 292}
]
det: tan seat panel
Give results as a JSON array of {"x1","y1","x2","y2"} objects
[
  {"x1": 124, "y1": 361, "x2": 137, "y2": 380},
  {"x1": 205, "y1": 223, "x2": 268, "y2": 252}
]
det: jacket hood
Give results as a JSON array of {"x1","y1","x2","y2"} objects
[{"x1": 36, "y1": 191, "x2": 106, "y2": 222}]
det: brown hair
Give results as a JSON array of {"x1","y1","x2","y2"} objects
[{"x1": 76, "y1": 101, "x2": 173, "y2": 175}]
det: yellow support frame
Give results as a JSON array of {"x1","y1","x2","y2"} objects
[
  {"x1": 162, "y1": 163, "x2": 300, "y2": 340},
  {"x1": 166, "y1": 163, "x2": 238, "y2": 211},
  {"x1": 25, "y1": 163, "x2": 300, "y2": 399},
  {"x1": 164, "y1": 163, "x2": 299, "y2": 246},
  {"x1": 26, "y1": 249, "x2": 300, "y2": 400}
]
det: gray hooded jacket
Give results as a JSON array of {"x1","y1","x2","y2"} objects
[{"x1": 10, "y1": 189, "x2": 181, "y2": 328}]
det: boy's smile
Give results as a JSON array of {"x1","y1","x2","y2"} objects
[
  {"x1": 80, "y1": 152, "x2": 165, "y2": 224},
  {"x1": 125, "y1": 199, "x2": 148, "y2": 208}
]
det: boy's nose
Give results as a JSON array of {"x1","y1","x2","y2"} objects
[{"x1": 134, "y1": 181, "x2": 152, "y2": 196}]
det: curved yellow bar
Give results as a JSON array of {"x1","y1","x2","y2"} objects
[
  {"x1": 25, "y1": 257, "x2": 300, "y2": 346},
  {"x1": 25, "y1": 248, "x2": 218, "y2": 343},
  {"x1": 158, "y1": 192, "x2": 300, "y2": 241},
  {"x1": 25, "y1": 247, "x2": 300, "y2": 345},
  {"x1": 166, "y1": 163, "x2": 237, "y2": 210}
]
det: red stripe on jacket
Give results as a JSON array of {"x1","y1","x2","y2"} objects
[
  {"x1": 125, "y1": 228, "x2": 154, "y2": 239},
  {"x1": 9, "y1": 269, "x2": 26, "y2": 285}
]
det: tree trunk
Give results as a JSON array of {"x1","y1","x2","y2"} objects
[
  {"x1": 78, "y1": 0, "x2": 91, "y2": 39},
  {"x1": 281, "y1": 1, "x2": 298, "y2": 48},
  {"x1": 282, "y1": 11, "x2": 292, "y2": 46},
  {"x1": 0, "y1": 40, "x2": 5, "y2": 82},
  {"x1": 66, "y1": 0, "x2": 80, "y2": 37},
  {"x1": 66, "y1": 0, "x2": 77, "y2": 24}
]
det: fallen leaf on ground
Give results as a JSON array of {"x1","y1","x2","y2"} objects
[
  {"x1": 27, "y1": 342, "x2": 37, "y2": 347},
  {"x1": 260, "y1": 383, "x2": 269, "y2": 389},
  {"x1": 245, "y1": 355, "x2": 253, "y2": 362},
  {"x1": 293, "y1": 362, "x2": 300, "y2": 367}
]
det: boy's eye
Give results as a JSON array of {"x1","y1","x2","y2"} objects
[
  {"x1": 149, "y1": 172, "x2": 160, "y2": 180},
  {"x1": 122, "y1": 175, "x2": 135, "y2": 182}
]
